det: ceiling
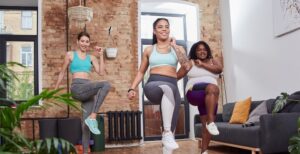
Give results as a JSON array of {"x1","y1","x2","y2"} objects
[{"x1": 0, "y1": 0, "x2": 38, "y2": 7}]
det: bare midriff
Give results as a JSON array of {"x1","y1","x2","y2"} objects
[
  {"x1": 150, "y1": 65, "x2": 177, "y2": 78},
  {"x1": 72, "y1": 72, "x2": 90, "y2": 79}
]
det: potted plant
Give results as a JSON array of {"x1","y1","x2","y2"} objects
[
  {"x1": 288, "y1": 117, "x2": 300, "y2": 154},
  {"x1": 105, "y1": 26, "x2": 118, "y2": 58},
  {"x1": 271, "y1": 92, "x2": 300, "y2": 154},
  {"x1": 0, "y1": 62, "x2": 80, "y2": 153}
]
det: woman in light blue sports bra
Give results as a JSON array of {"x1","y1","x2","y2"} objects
[
  {"x1": 127, "y1": 18, "x2": 191, "y2": 152},
  {"x1": 54, "y1": 31, "x2": 111, "y2": 154}
]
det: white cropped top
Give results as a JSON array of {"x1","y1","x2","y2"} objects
[{"x1": 185, "y1": 63, "x2": 219, "y2": 93}]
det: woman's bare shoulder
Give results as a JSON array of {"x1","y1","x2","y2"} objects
[
  {"x1": 66, "y1": 51, "x2": 74, "y2": 60},
  {"x1": 143, "y1": 45, "x2": 154, "y2": 56}
]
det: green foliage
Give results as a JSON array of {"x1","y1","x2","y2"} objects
[
  {"x1": 272, "y1": 92, "x2": 289, "y2": 113},
  {"x1": 0, "y1": 62, "x2": 80, "y2": 153},
  {"x1": 289, "y1": 117, "x2": 300, "y2": 154},
  {"x1": 0, "y1": 62, "x2": 24, "y2": 106},
  {"x1": 7, "y1": 71, "x2": 34, "y2": 100}
]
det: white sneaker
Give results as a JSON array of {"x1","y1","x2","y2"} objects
[
  {"x1": 202, "y1": 150, "x2": 208, "y2": 154},
  {"x1": 206, "y1": 122, "x2": 219, "y2": 135},
  {"x1": 162, "y1": 131, "x2": 179, "y2": 150},
  {"x1": 163, "y1": 146, "x2": 173, "y2": 154}
]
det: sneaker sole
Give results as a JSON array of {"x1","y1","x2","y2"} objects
[
  {"x1": 207, "y1": 130, "x2": 219, "y2": 136},
  {"x1": 163, "y1": 146, "x2": 173, "y2": 154},
  {"x1": 162, "y1": 142, "x2": 179, "y2": 150}
]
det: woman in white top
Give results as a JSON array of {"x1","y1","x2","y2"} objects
[{"x1": 177, "y1": 41, "x2": 223, "y2": 154}]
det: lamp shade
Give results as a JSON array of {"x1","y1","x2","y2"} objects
[{"x1": 68, "y1": 5, "x2": 93, "y2": 27}]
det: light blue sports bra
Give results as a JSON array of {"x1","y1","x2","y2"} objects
[
  {"x1": 149, "y1": 44, "x2": 178, "y2": 68},
  {"x1": 70, "y1": 51, "x2": 92, "y2": 73}
]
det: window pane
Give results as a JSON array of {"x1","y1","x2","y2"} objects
[
  {"x1": 141, "y1": 15, "x2": 184, "y2": 40},
  {"x1": 142, "y1": 45, "x2": 151, "y2": 102},
  {"x1": 28, "y1": 53, "x2": 33, "y2": 66},
  {"x1": 0, "y1": 11, "x2": 4, "y2": 32},
  {"x1": 22, "y1": 11, "x2": 32, "y2": 17},
  {"x1": 21, "y1": 46, "x2": 32, "y2": 67},
  {"x1": 144, "y1": 104, "x2": 185, "y2": 137},
  {"x1": 22, "y1": 11, "x2": 32, "y2": 29},
  {"x1": 6, "y1": 41, "x2": 35, "y2": 101},
  {"x1": 0, "y1": 9, "x2": 36, "y2": 35},
  {"x1": 21, "y1": 53, "x2": 26, "y2": 65}
]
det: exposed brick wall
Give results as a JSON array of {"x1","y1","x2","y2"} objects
[
  {"x1": 21, "y1": 0, "x2": 222, "y2": 140},
  {"x1": 186, "y1": 0, "x2": 223, "y2": 58}
]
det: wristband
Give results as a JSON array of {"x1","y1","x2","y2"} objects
[{"x1": 128, "y1": 88, "x2": 134, "y2": 93}]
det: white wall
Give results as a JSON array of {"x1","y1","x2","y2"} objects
[{"x1": 220, "y1": 0, "x2": 300, "y2": 102}]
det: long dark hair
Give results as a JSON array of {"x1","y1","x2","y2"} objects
[
  {"x1": 152, "y1": 18, "x2": 169, "y2": 45},
  {"x1": 77, "y1": 31, "x2": 90, "y2": 41},
  {"x1": 189, "y1": 41, "x2": 212, "y2": 60}
]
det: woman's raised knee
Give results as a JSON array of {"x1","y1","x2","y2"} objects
[
  {"x1": 205, "y1": 84, "x2": 219, "y2": 95},
  {"x1": 103, "y1": 81, "x2": 111, "y2": 90}
]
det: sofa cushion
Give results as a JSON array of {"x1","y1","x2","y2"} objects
[
  {"x1": 229, "y1": 97, "x2": 252, "y2": 124},
  {"x1": 280, "y1": 94, "x2": 300, "y2": 113},
  {"x1": 222, "y1": 103, "x2": 235, "y2": 122},
  {"x1": 222, "y1": 100, "x2": 263, "y2": 122},
  {"x1": 195, "y1": 122, "x2": 260, "y2": 147},
  {"x1": 291, "y1": 91, "x2": 300, "y2": 96},
  {"x1": 249, "y1": 101, "x2": 264, "y2": 112},
  {"x1": 246, "y1": 100, "x2": 268, "y2": 124},
  {"x1": 265, "y1": 99, "x2": 276, "y2": 113}
]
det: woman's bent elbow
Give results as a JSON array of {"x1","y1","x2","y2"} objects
[{"x1": 183, "y1": 63, "x2": 192, "y2": 71}]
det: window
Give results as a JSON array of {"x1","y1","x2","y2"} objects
[
  {"x1": 21, "y1": 11, "x2": 32, "y2": 29},
  {"x1": 0, "y1": 11, "x2": 4, "y2": 32},
  {"x1": 21, "y1": 46, "x2": 33, "y2": 67},
  {"x1": 0, "y1": 6, "x2": 38, "y2": 101}
]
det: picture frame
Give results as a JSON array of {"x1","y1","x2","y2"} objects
[{"x1": 273, "y1": 0, "x2": 300, "y2": 37}]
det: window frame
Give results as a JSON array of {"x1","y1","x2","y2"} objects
[
  {"x1": 0, "y1": 6, "x2": 38, "y2": 101},
  {"x1": 0, "y1": 11, "x2": 4, "y2": 32}
]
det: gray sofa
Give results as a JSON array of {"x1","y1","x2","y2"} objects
[{"x1": 194, "y1": 94, "x2": 300, "y2": 154}]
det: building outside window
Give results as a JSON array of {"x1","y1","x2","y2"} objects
[
  {"x1": 21, "y1": 11, "x2": 32, "y2": 29},
  {"x1": 0, "y1": 11, "x2": 4, "y2": 32},
  {"x1": 21, "y1": 46, "x2": 33, "y2": 67}
]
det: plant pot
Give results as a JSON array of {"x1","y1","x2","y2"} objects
[{"x1": 105, "y1": 47, "x2": 118, "y2": 58}]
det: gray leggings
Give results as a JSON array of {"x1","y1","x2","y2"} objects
[
  {"x1": 70, "y1": 78, "x2": 111, "y2": 152},
  {"x1": 144, "y1": 74, "x2": 181, "y2": 132}
]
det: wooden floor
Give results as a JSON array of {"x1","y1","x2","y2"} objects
[{"x1": 92, "y1": 140, "x2": 253, "y2": 154}]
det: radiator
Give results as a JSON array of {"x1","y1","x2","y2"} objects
[{"x1": 107, "y1": 111, "x2": 142, "y2": 141}]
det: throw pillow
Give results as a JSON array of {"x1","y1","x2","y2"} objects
[
  {"x1": 245, "y1": 100, "x2": 268, "y2": 124},
  {"x1": 222, "y1": 103, "x2": 235, "y2": 122},
  {"x1": 229, "y1": 97, "x2": 252, "y2": 124}
]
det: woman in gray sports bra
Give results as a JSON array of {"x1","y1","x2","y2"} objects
[{"x1": 127, "y1": 18, "x2": 191, "y2": 153}]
